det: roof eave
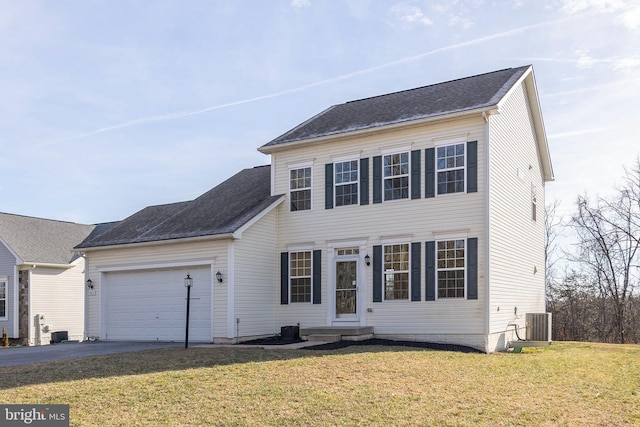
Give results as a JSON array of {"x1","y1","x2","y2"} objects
[
  {"x1": 258, "y1": 106, "x2": 496, "y2": 154},
  {"x1": 76, "y1": 232, "x2": 236, "y2": 252}
]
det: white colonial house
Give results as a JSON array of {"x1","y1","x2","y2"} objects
[
  {"x1": 0, "y1": 213, "x2": 95, "y2": 345},
  {"x1": 76, "y1": 65, "x2": 553, "y2": 353}
]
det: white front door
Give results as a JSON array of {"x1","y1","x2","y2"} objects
[{"x1": 335, "y1": 258, "x2": 358, "y2": 319}]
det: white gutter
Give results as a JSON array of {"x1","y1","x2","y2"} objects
[
  {"x1": 77, "y1": 232, "x2": 235, "y2": 252},
  {"x1": 19, "y1": 262, "x2": 74, "y2": 269},
  {"x1": 483, "y1": 110, "x2": 492, "y2": 354}
]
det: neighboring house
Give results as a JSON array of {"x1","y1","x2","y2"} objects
[
  {"x1": 0, "y1": 213, "x2": 95, "y2": 345},
  {"x1": 77, "y1": 65, "x2": 553, "y2": 353}
]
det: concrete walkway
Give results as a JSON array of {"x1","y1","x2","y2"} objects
[{"x1": 0, "y1": 341, "x2": 182, "y2": 367}]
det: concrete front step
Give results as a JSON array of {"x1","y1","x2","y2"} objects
[{"x1": 307, "y1": 334, "x2": 342, "y2": 342}]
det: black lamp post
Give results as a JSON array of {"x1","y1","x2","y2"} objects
[{"x1": 184, "y1": 274, "x2": 193, "y2": 349}]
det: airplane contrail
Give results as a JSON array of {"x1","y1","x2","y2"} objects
[{"x1": 68, "y1": 16, "x2": 575, "y2": 141}]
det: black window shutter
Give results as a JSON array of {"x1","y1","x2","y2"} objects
[
  {"x1": 467, "y1": 141, "x2": 478, "y2": 193},
  {"x1": 313, "y1": 250, "x2": 321, "y2": 304},
  {"x1": 280, "y1": 252, "x2": 289, "y2": 305},
  {"x1": 411, "y1": 150, "x2": 421, "y2": 200},
  {"x1": 360, "y1": 157, "x2": 369, "y2": 205},
  {"x1": 325, "y1": 163, "x2": 334, "y2": 209},
  {"x1": 373, "y1": 156, "x2": 382, "y2": 204},
  {"x1": 373, "y1": 245, "x2": 382, "y2": 302},
  {"x1": 425, "y1": 148, "x2": 435, "y2": 198},
  {"x1": 467, "y1": 238, "x2": 478, "y2": 300},
  {"x1": 425, "y1": 241, "x2": 436, "y2": 301},
  {"x1": 411, "y1": 242, "x2": 421, "y2": 301}
]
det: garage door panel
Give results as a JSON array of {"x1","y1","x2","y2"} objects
[{"x1": 105, "y1": 266, "x2": 212, "y2": 342}]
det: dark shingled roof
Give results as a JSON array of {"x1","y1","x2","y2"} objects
[
  {"x1": 0, "y1": 213, "x2": 95, "y2": 264},
  {"x1": 261, "y1": 66, "x2": 530, "y2": 149},
  {"x1": 75, "y1": 165, "x2": 281, "y2": 249}
]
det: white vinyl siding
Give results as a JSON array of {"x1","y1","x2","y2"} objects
[
  {"x1": 233, "y1": 208, "x2": 279, "y2": 339},
  {"x1": 272, "y1": 116, "x2": 486, "y2": 336},
  {"x1": 487, "y1": 81, "x2": 547, "y2": 346},
  {"x1": 29, "y1": 260, "x2": 86, "y2": 344}
]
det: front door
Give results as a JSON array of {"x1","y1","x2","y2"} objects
[{"x1": 335, "y1": 260, "x2": 358, "y2": 319}]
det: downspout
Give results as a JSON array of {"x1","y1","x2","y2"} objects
[
  {"x1": 82, "y1": 253, "x2": 88, "y2": 342},
  {"x1": 12, "y1": 265, "x2": 19, "y2": 338},
  {"x1": 226, "y1": 241, "x2": 236, "y2": 341},
  {"x1": 483, "y1": 111, "x2": 492, "y2": 353}
]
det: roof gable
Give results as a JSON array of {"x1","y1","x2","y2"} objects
[
  {"x1": 0, "y1": 213, "x2": 95, "y2": 265},
  {"x1": 260, "y1": 66, "x2": 530, "y2": 151},
  {"x1": 75, "y1": 165, "x2": 281, "y2": 249}
]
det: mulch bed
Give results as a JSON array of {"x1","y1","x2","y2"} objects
[
  {"x1": 302, "y1": 338, "x2": 482, "y2": 353},
  {"x1": 239, "y1": 336, "x2": 482, "y2": 353}
]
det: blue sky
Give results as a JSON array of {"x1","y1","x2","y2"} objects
[{"x1": 1, "y1": 0, "x2": 639, "y2": 225}]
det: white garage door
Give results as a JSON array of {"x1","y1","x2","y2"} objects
[{"x1": 105, "y1": 266, "x2": 212, "y2": 342}]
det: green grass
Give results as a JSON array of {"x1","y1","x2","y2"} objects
[{"x1": 1, "y1": 342, "x2": 639, "y2": 426}]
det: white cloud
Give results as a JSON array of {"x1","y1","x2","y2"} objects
[
  {"x1": 619, "y1": 4, "x2": 640, "y2": 30},
  {"x1": 390, "y1": 2, "x2": 433, "y2": 26},
  {"x1": 560, "y1": 0, "x2": 626, "y2": 14},
  {"x1": 576, "y1": 50, "x2": 595, "y2": 69},
  {"x1": 290, "y1": 0, "x2": 311, "y2": 8}
]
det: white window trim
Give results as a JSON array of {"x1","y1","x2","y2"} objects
[
  {"x1": 435, "y1": 238, "x2": 467, "y2": 300},
  {"x1": 334, "y1": 158, "x2": 360, "y2": 208},
  {"x1": 382, "y1": 151, "x2": 411, "y2": 202},
  {"x1": 0, "y1": 276, "x2": 8, "y2": 321},
  {"x1": 382, "y1": 242, "x2": 411, "y2": 302},
  {"x1": 289, "y1": 249, "x2": 313, "y2": 304},
  {"x1": 436, "y1": 142, "x2": 467, "y2": 196},
  {"x1": 289, "y1": 165, "x2": 313, "y2": 212}
]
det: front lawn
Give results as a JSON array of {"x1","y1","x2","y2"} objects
[{"x1": 1, "y1": 342, "x2": 639, "y2": 426}]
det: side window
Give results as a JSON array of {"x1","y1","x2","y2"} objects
[
  {"x1": 290, "y1": 251, "x2": 312, "y2": 303},
  {"x1": 383, "y1": 152, "x2": 409, "y2": 200},
  {"x1": 335, "y1": 160, "x2": 359, "y2": 207},
  {"x1": 437, "y1": 143, "x2": 465, "y2": 194},
  {"x1": 0, "y1": 279, "x2": 6, "y2": 319},
  {"x1": 384, "y1": 243, "x2": 409, "y2": 300},
  {"x1": 437, "y1": 239, "x2": 465, "y2": 298},
  {"x1": 290, "y1": 167, "x2": 312, "y2": 211}
]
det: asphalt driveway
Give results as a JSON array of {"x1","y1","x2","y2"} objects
[{"x1": 0, "y1": 341, "x2": 182, "y2": 367}]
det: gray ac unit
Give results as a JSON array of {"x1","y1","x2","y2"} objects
[{"x1": 526, "y1": 313, "x2": 552, "y2": 342}]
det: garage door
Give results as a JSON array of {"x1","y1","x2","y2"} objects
[{"x1": 104, "y1": 266, "x2": 212, "y2": 342}]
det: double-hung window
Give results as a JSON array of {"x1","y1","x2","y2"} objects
[
  {"x1": 335, "y1": 160, "x2": 358, "y2": 207},
  {"x1": 384, "y1": 243, "x2": 409, "y2": 300},
  {"x1": 290, "y1": 251, "x2": 312, "y2": 303},
  {"x1": 290, "y1": 166, "x2": 312, "y2": 211},
  {"x1": 0, "y1": 278, "x2": 6, "y2": 319},
  {"x1": 384, "y1": 152, "x2": 409, "y2": 200},
  {"x1": 437, "y1": 240, "x2": 465, "y2": 298},
  {"x1": 437, "y1": 143, "x2": 465, "y2": 194}
]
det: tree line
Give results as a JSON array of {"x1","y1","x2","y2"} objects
[{"x1": 546, "y1": 159, "x2": 640, "y2": 344}]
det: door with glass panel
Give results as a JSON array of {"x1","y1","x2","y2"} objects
[{"x1": 335, "y1": 260, "x2": 358, "y2": 319}]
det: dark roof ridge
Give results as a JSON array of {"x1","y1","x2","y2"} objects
[
  {"x1": 0, "y1": 211, "x2": 91, "y2": 226},
  {"x1": 344, "y1": 65, "x2": 529, "y2": 106}
]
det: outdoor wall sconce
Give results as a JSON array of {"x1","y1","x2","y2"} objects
[
  {"x1": 365, "y1": 254, "x2": 371, "y2": 266},
  {"x1": 86, "y1": 279, "x2": 94, "y2": 289},
  {"x1": 216, "y1": 270, "x2": 223, "y2": 283}
]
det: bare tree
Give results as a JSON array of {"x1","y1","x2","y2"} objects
[{"x1": 570, "y1": 159, "x2": 640, "y2": 344}]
